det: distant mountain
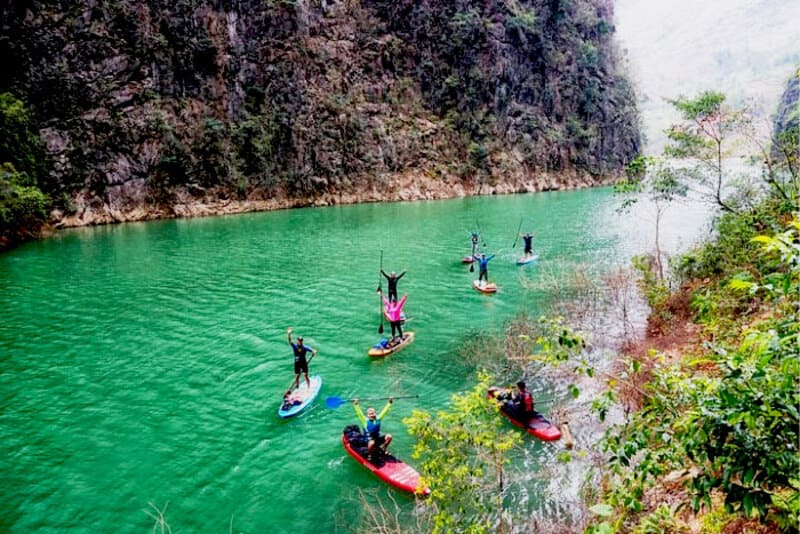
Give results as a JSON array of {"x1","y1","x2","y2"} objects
[{"x1": 615, "y1": 0, "x2": 800, "y2": 151}]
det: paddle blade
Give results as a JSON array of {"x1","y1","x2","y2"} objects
[
  {"x1": 325, "y1": 396, "x2": 347, "y2": 409},
  {"x1": 469, "y1": 263, "x2": 474, "y2": 273},
  {"x1": 378, "y1": 323, "x2": 384, "y2": 334}
]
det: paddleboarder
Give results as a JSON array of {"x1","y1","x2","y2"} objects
[
  {"x1": 382, "y1": 293, "x2": 408, "y2": 344},
  {"x1": 353, "y1": 397, "x2": 393, "y2": 460},
  {"x1": 381, "y1": 269, "x2": 406, "y2": 302},
  {"x1": 473, "y1": 252, "x2": 496, "y2": 284},
  {"x1": 521, "y1": 232, "x2": 534, "y2": 256},
  {"x1": 471, "y1": 232, "x2": 479, "y2": 256},
  {"x1": 286, "y1": 327, "x2": 316, "y2": 394},
  {"x1": 511, "y1": 381, "x2": 535, "y2": 420}
]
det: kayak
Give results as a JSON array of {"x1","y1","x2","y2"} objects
[
  {"x1": 473, "y1": 280, "x2": 498, "y2": 293},
  {"x1": 368, "y1": 331, "x2": 415, "y2": 358},
  {"x1": 278, "y1": 375, "x2": 323, "y2": 418},
  {"x1": 462, "y1": 256, "x2": 475, "y2": 264},
  {"x1": 487, "y1": 387, "x2": 562, "y2": 441},
  {"x1": 515, "y1": 254, "x2": 539, "y2": 266},
  {"x1": 342, "y1": 425, "x2": 430, "y2": 495}
]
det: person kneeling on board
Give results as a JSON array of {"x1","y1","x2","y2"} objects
[
  {"x1": 354, "y1": 398, "x2": 393, "y2": 461},
  {"x1": 510, "y1": 381, "x2": 535, "y2": 420}
]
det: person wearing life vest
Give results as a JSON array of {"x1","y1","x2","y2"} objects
[
  {"x1": 286, "y1": 327, "x2": 316, "y2": 394},
  {"x1": 513, "y1": 381, "x2": 535, "y2": 420},
  {"x1": 382, "y1": 293, "x2": 408, "y2": 344},
  {"x1": 353, "y1": 397, "x2": 393, "y2": 459}
]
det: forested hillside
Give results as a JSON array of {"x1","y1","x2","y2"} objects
[{"x1": 0, "y1": 0, "x2": 639, "y2": 246}]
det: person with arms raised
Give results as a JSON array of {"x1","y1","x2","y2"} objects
[{"x1": 353, "y1": 397, "x2": 393, "y2": 461}]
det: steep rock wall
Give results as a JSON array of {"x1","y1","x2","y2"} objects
[{"x1": 0, "y1": 0, "x2": 641, "y2": 227}]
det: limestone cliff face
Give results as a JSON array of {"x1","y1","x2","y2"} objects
[
  {"x1": 772, "y1": 68, "x2": 799, "y2": 164},
  {"x1": 1, "y1": 0, "x2": 640, "y2": 226}
]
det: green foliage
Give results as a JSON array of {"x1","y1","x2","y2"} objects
[
  {"x1": 404, "y1": 373, "x2": 521, "y2": 533},
  {"x1": 0, "y1": 92, "x2": 45, "y2": 183},
  {"x1": 670, "y1": 91, "x2": 726, "y2": 121},
  {"x1": 594, "y1": 215, "x2": 800, "y2": 531},
  {"x1": 0, "y1": 163, "x2": 49, "y2": 245},
  {"x1": 632, "y1": 504, "x2": 689, "y2": 533}
]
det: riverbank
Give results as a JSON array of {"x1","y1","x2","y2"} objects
[{"x1": 51, "y1": 169, "x2": 613, "y2": 229}]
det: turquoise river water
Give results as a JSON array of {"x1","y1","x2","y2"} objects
[{"x1": 0, "y1": 189, "x2": 709, "y2": 532}]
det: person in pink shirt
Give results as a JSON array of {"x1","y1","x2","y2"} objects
[{"x1": 382, "y1": 293, "x2": 408, "y2": 344}]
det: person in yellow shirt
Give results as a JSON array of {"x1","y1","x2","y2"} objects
[{"x1": 353, "y1": 397, "x2": 393, "y2": 458}]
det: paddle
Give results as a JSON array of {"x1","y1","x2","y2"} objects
[
  {"x1": 512, "y1": 218, "x2": 523, "y2": 248},
  {"x1": 476, "y1": 220, "x2": 487, "y2": 247},
  {"x1": 377, "y1": 250, "x2": 384, "y2": 335},
  {"x1": 325, "y1": 394, "x2": 420, "y2": 409}
]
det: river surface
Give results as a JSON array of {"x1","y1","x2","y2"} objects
[{"x1": 0, "y1": 189, "x2": 709, "y2": 532}]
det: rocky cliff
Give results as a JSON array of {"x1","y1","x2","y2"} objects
[{"x1": 1, "y1": 0, "x2": 640, "y2": 228}]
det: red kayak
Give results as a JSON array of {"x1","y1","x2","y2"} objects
[
  {"x1": 487, "y1": 387, "x2": 561, "y2": 441},
  {"x1": 342, "y1": 426, "x2": 430, "y2": 495}
]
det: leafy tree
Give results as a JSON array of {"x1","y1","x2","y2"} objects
[
  {"x1": 403, "y1": 374, "x2": 520, "y2": 533},
  {"x1": 615, "y1": 156, "x2": 689, "y2": 280},
  {"x1": 664, "y1": 91, "x2": 744, "y2": 213}
]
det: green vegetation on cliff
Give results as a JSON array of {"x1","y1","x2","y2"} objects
[
  {"x1": 0, "y1": 0, "x2": 639, "y2": 241},
  {"x1": 0, "y1": 93, "x2": 49, "y2": 248}
]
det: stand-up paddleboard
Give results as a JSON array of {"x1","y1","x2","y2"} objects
[
  {"x1": 368, "y1": 332, "x2": 415, "y2": 358},
  {"x1": 278, "y1": 375, "x2": 323, "y2": 418},
  {"x1": 515, "y1": 254, "x2": 539, "y2": 266},
  {"x1": 462, "y1": 256, "x2": 475, "y2": 264},
  {"x1": 487, "y1": 387, "x2": 561, "y2": 441},
  {"x1": 342, "y1": 425, "x2": 430, "y2": 495},
  {"x1": 473, "y1": 280, "x2": 498, "y2": 293}
]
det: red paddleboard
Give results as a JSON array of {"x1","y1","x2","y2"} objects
[
  {"x1": 462, "y1": 256, "x2": 475, "y2": 264},
  {"x1": 342, "y1": 427, "x2": 430, "y2": 495},
  {"x1": 487, "y1": 387, "x2": 561, "y2": 441},
  {"x1": 473, "y1": 280, "x2": 497, "y2": 293}
]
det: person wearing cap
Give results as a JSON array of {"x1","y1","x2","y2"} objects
[
  {"x1": 353, "y1": 397, "x2": 393, "y2": 460},
  {"x1": 380, "y1": 269, "x2": 406, "y2": 302},
  {"x1": 286, "y1": 327, "x2": 316, "y2": 394},
  {"x1": 512, "y1": 381, "x2": 535, "y2": 420}
]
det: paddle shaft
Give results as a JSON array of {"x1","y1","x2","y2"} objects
[
  {"x1": 354, "y1": 394, "x2": 418, "y2": 402},
  {"x1": 512, "y1": 218, "x2": 523, "y2": 248},
  {"x1": 476, "y1": 220, "x2": 486, "y2": 247},
  {"x1": 378, "y1": 250, "x2": 384, "y2": 334}
]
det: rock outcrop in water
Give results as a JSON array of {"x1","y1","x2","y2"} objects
[{"x1": 0, "y1": 0, "x2": 640, "y2": 231}]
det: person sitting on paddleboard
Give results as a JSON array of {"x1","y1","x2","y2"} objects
[
  {"x1": 353, "y1": 397, "x2": 393, "y2": 460},
  {"x1": 512, "y1": 381, "x2": 535, "y2": 420},
  {"x1": 381, "y1": 269, "x2": 406, "y2": 302},
  {"x1": 382, "y1": 293, "x2": 408, "y2": 344},
  {"x1": 286, "y1": 327, "x2": 316, "y2": 394},
  {"x1": 473, "y1": 253, "x2": 496, "y2": 284},
  {"x1": 521, "y1": 232, "x2": 533, "y2": 256}
]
